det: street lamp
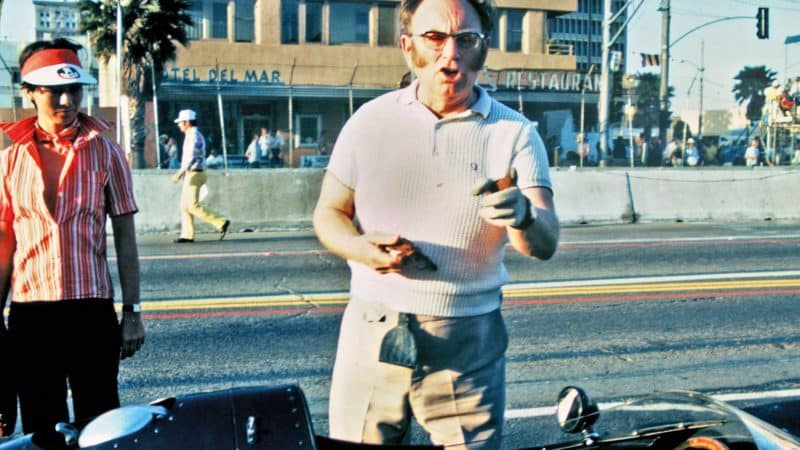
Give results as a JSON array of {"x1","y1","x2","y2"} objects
[
  {"x1": 117, "y1": 0, "x2": 132, "y2": 151},
  {"x1": 579, "y1": 64, "x2": 595, "y2": 168},
  {"x1": 622, "y1": 74, "x2": 639, "y2": 169},
  {"x1": 149, "y1": 53, "x2": 161, "y2": 169},
  {"x1": 676, "y1": 41, "x2": 705, "y2": 139}
]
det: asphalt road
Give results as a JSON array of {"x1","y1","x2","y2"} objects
[{"x1": 109, "y1": 220, "x2": 800, "y2": 448}]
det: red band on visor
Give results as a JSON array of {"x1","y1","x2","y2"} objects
[{"x1": 21, "y1": 49, "x2": 82, "y2": 77}]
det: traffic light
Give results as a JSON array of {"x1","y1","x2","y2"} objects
[{"x1": 756, "y1": 7, "x2": 769, "y2": 39}]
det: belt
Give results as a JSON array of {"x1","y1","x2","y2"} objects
[{"x1": 189, "y1": 169, "x2": 203, "y2": 172}]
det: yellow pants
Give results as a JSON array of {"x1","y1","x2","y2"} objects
[{"x1": 180, "y1": 171, "x2": 227, "y2": 240}]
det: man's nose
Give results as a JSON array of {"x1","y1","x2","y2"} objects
[
  {"x1": 58, "y1": 91, "x2": 71, "y2": 106},
  {"x1": 439, "y1": 36, "x2": 460, "y2": 58}
]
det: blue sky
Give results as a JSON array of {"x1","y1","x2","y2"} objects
[
  {"x1": 626, "y1": 0, "x2": 800, "y2": 111},
  {"x1": 0, "y1": 0, "x2": 35, "y2": 42},
  {"x1": 3, "y1": 0, "x2": 798, "y2": 111}
]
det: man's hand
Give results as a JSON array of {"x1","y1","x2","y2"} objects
[
  {"x1": 472, "y1": 170, "x2": 534, "y2": 228},
  {"x1": 171, "y1": 171, "x2": 185, "y2": 184},
  {"x1": 120, "y1": 312, "x2": 145, "y2": 360},
  {"x1": 357, "y1": 232, "x2": 407, "y2": 274}
]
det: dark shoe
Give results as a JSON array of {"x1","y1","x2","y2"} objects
[
  {"x1": 219, "y1": 220, "x2": 230, "y2": 240},
  {"x1": 174, "y1": 238, "x2": 194, "y2": 244}
]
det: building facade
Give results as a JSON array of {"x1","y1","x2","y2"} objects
[
  {"x1": 103, "y1": 0, "x2": 624, "y2": 166},
  {"x1": 547, "y1": 0, "x2": 628, "y2": 73},
  {"x1": 33, "y1": 0, "x2": 82, "y2": 40},
  {"x1": 0, "y1": 0, "x2": 629, "y2": 167}
]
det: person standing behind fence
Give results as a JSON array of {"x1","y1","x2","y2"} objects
[
  {"x1": 0, "y1": 38, "x2": 145, "y2": 434},
  {"x1": 257, "y1": 127, "x2": 269, "y2": 161},
  {"x1": 245, "y1": 132, "x2": 260, "y2": 168},
  {"x1": 267, "y1": 129, "x2": 285, "y2": 168},
  {"x1": 166, "y1": 136, "x2": 180, "y2": 169},
  {"x1": 313, "y1": 0, "x2": 559, "y2": 447},
  {"x1": 745, "y1": 137, "x2": 761, "y2": 167},
  {"x1": 684, "y1": 138, "x2": 702, "y2": 167},
  {"x1": 171, "y1": 109, "x2": 230, "y2": 243}
]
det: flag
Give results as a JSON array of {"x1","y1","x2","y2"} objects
[{"x1": 640, "y1": 53, "x2": 660, "y2": 68}]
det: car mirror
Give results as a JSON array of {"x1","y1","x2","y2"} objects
[{"x1": 556, "y1": 386, "x2": 599, "y2": 435}]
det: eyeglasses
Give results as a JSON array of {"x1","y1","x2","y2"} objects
[
  {"x1": 410, "y1": 30, "x2": 486, "y2": 51},
  {"x1": 34, "y1": 85, "x2": 83, "y2": 96}
]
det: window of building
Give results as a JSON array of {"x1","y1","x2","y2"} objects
[
  {"x1": 505, "y1": 9, "x2": 524, "y2": 52},
  {"x1": 282, "y1": 0, "x2": 299, "y2": 43},
  {"x1": 235, "y1": 0, "x2": 255, "y2": 42},
  {"x1": 330, "y1": 2, "x2": 370, "y2": 45},
  {"x1": 306, "y1": 1, "x2": 323, "y2": 43},
  {"x1": 212, "y1": 1, "x2": 228, "y2": 38},
  {"x1": 295, "y1": 114, "x2": 322, "y2": 147},
  {"x1": 186, "y1": 1, "x2": 204, "y2": 40},
  {"x1": 377, "y1": 4, "x2": 397, "y2": 47}
]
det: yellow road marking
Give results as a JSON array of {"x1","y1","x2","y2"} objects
[
  {"x1": 503, "y1": 278, "x2": 800, "y2": 298},
  {"x1": 125, "y1": 278, "x2": 800, "y2": 312}
]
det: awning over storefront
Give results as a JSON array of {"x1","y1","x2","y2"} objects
[
  {"x1": 160, "y1": 82, "x2": 394, "y2": 100},
  {"x1": 159, "y1": 82, "x2": 597, "y2": 105}
]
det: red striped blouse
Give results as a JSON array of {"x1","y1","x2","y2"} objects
[{"x1": 0, "y1": 114, "x2": 138, "y2": 302}]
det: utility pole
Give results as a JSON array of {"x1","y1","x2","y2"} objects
[
  {"x1": 658, "y1": 0, "x2": 670, "y2": 142},
  {"x1": 698, "y1": 40, "x2": 704, "y2": 138},
  {"x1": 598, "y1": 0, "x2": 613, "y2": 164}
]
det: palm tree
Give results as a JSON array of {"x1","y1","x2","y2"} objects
[
  {"x1": 79, "y1": 0, "x2": 192, "y2": 169},
  {"x1": 732, "y1": 65, "x2": 777, "y2": 126}
]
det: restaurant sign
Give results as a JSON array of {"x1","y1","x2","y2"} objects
[
  {"x1": 479, "y1": 69, "x2": 600, "y2": 93},
  {"x1": 163, "y1": 66, "x2": 284, "y2": 85}
]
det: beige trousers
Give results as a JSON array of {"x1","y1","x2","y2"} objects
[
  {"x1": 179, "y1": 171, "x2": 227, "y2": 239},
  {"x1": 329, "y1": 296, "x2": 507, "y2": 450}
]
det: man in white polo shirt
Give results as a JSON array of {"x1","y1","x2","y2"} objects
[{"x1": 312, "y1": 0, "x2": 559, "y2": 447}]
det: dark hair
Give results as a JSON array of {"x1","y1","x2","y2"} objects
[
  {"x1": 19, "y1": 38, "x2": 84, "y2": 89},
  {"x1": 399, "y1": 0, "x2": 496, "y2": 37},
  {"x1": 188, "y1": 120, "x2": 198, "y2": 127}
]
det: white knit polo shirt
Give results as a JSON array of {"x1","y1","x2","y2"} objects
[{"x1": 327, "y1": 81, "x2": 551, "y2": 317}]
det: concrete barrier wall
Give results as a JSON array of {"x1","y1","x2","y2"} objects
[
  {"x1": 134, "y1": 169, "x2": 324, "y2": 233},
  {"x1": 134, "y1": 168, "x2": 800, "y2": 234}
]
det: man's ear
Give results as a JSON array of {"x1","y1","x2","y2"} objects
[
  {"x1": 399, "y1": 34, "x2": 414, "y2": 70},
  {"x1": 22, "y1": 88, "x2": 36, "y2": 108}
]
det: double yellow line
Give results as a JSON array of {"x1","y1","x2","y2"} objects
[
  {"x1": 503, "y1": 278, "x2": 800, "y2": 299},
  {"x1": 122, "y1": 276, "x2": 800, "y2": 313}
]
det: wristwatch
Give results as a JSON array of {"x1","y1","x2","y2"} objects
[{"x1": 122, "y1": 304, "x2": 142, "y2": 313}]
